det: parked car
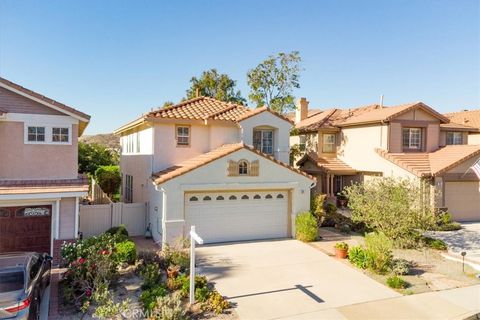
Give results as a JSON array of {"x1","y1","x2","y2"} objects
[{"x1": 0, "y1": 252, "x2": 52, "y2": 320}]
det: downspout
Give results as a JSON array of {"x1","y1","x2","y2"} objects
[{"x1": 155, "y1": 185, "x2": 167, "y2": 246}]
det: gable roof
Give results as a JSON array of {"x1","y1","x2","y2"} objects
[
  {"x1": 0, "y1": 77, "x2": 91, "y2": 135},
  {"x1": 116, "y1": 97, "x2": 293, "y2": 134},
  {"x1": 0, "y1": 175, "x2": 89, "y2": 195},
  {"x1": 444, "y1": 109, "x2": 480, "y2": 130},
  {"x1": 376, "y1": 145, "x2": 480, "y2": 177},
  {"x1": 297, "y1": 152, "x2": 357, "y2": 174},
  {"x1": 152, "y1": 143, "x2": 315, "y2": 185}
]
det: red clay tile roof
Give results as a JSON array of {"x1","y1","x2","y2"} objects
[
  {"x1": 444, "y1": 109, "x2": 480, "y2": 130},
  {"x1": 235, "y1": 106, "x2": 294, "y2": 124},
  {"x1": 0, "y1": 175, "x2": 89, "y2": 195},
  {"x1": 0, "y1": 77, "x2": 91, "y2": 121},
  {"x1": 297, "y1": 152, "x2": 357, "y2": 174},
  {"x1": 152, "y1": 143, "x2": 315, "y2": 185},
  {"x1": 439, "y1": 122, "x2": 479, "y2": 132},
  {"x1": 375, "y1": 145, "x2": 480, "y2": 177},
  {"x1": 286, "y1": 109, "x2": 323, "y2": 121}
]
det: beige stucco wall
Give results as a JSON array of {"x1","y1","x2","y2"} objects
[
  {"x1": 120, "y1": 154, "x2": 153, "y2": 203},
  {"x1": 468, "y1": 133, "x2": 480, "y2": 145},
  {"x1": 0, "y1": 122, "x2": 78, "y2": 179},
  {"x1": 426, "y1": 123, "x2": 440, "y2": 152},
  {"x1": 59, "y1": 197, "x2": 76, "y2": 240},
  {"x1": 447, "y1": 156, "x2": 480, "y2": 174},
  {"x1": 389, "y1": 123, "x2": 402, "y2": 152},
  {"x1": 395, "y1": 109, "x2": 438, "y2": 121},
  {"x1": 150, "y1": 148, "x2": 314, "y2": 244},
  {"x1": 338, "y1": 125, "x2": 416, "y2": 179},
  {"x1": 239, "y1": 112, "x2": 292, "y2": 164}
]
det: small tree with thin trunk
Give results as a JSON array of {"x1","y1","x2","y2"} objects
[{"x1": 344, "y1": 177, "x2": 436, "y2": 248}]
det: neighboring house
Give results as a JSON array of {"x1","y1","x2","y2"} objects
[
  {"x1": 292, "y1": 98, "x2": 480, "y2": 222},
  {"x1": 444, "y1": 109, "x2": 480, "y2": 145},
  {"x1": 0, "y1": 77, "x2": 90, "y2": 263},
  {"x1": 114, "y1": 97, "x2": 315, "y2": 244}
]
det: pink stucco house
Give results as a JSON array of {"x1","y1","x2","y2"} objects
[{"x1": 0, "y1": 77, "x2": 91, "y2": 263}]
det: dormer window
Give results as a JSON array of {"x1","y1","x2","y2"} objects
[
  {"x1": 253, "y1": 129, "x2": 273, "y2": 155},
  {"x1": 322, "y1": 133, "x2": 336, "y2": 153},
  {"x1": 238, "y1": 160, "x2": 249, "y2": 175},
  {"x1": 402, "y1": 128, "x2": 422, "y2": 151},
  {"x1": 446, "y1": 132, "x2": 463, "y2": 145},
  {"x1": 176, "y1": 125, "x2": 190, "y2": 147}
]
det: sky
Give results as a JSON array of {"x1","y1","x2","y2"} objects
[{"x1": 0, "y1": 0, "x2": 478, "y2": 134}]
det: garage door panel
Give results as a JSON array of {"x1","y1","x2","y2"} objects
[
  {"x1": 445, "y1": 182, "x2": 480, "y2": 222},
  {"x1": 185, "y1": 191, "x2": 289, "y2": 243}
]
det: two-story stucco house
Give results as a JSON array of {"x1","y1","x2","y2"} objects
[
  {"x1": 0, "y1": 77, "x2": 90, "y2": 263},
  {"x1": 115, "y1": 97, "x2": 315, "y2": 245},
  {"x1": 292, "y1": 98, "x2": 480, "y2": 222},
  {"x1": 445, "y1": 109, "x2": 480, "y2": 145}
]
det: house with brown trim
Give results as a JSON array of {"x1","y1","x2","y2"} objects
[
  {"x1": 115, "y1": 97, "x2": 315, "y2": 245},
  {"x1": 0, "y1": 77, "x2": 90, "y2": 263},
  {"x1": 291, "y1": 98, "x2": 480, "y2": 222},
  {"x1": 445, "y1": 109, "x2": 480, "y2": 145}
]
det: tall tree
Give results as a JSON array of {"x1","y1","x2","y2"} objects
[
  {"x1": 186, "y1": 69, "x2": 245, "y2": 104},
  {"x1": 247, "y1": 51, "x2": 302, "y2": 114}
]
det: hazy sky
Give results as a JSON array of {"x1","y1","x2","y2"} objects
[{"x1": 0, "y1": 0, "x2": 478, "y2": 134}]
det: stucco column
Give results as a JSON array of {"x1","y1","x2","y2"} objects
[
  {"x1": 331, "y1": 174, "x2": 335, "y2": 197},
  {"x1": 326, "y1": 174, "x2": 330, "y2": 196}
]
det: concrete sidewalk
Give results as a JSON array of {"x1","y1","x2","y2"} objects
[{"x1": 287, "y1": 285, "x2": 480, "y2": 320}]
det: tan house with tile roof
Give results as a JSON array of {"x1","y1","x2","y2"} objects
[
  {"x1": 0, "y1": 77, "x2": 90, "y2": 263},
  {"x1": 292, "y1": 99, "x2": 480, "y2": 222},
  {"x1": 445, "y1": 109, "x2": 480, "y2": 145},
  {"x1": 115, "y1": 97, "x2": 315, "y2": 245}
]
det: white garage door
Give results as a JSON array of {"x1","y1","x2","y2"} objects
[
  {"x1": 445, "y1": 181, "x2": 480, "y2": 222},
  {"x1": 185, "y1": 190, "x2": 289, "y2": 243}
]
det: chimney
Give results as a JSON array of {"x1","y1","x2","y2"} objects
[{"x1": 295, "y1": 97, "x2": 309, "y2": 123}]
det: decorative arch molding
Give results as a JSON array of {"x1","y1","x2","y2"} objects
[{"x1": 227, "y1": 159, "x2": 259, "y2": 177}]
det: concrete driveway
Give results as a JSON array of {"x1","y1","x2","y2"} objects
[
  {"x1": 426, "y1": 222, "x2": 480, "y2": 269},
  {"x1": 197, "y1": 239, "x2": 399, "y2": 320}
]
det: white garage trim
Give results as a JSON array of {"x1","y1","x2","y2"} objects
[{"x1": 184, "y1": 190, "x2": 291, "y2": 243}]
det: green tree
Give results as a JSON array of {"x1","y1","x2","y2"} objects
[
  {"x1": 247, "y1": 51, "x2": 302, "y2": 114},
  {"x1": 95, "y1": 165, "x2": 121, "y2": 198},
  {"x1": 344, "y1": 177, "x2": 436, "y2": 248},
  {"x1": 78, "y1": 142, "x2": 118, "y2": 176},
  {"x1": 162, "y1": 101, "x2": 174, "y2": 108},
  {"x1": 186, "y1": 69, "x2": 245, "y2": 104}
]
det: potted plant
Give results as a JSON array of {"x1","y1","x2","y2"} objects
[
  {"x1": 337, "y1": 193, "x2": 348, "y2": 208},
  {"x1": 335, "y1": 242, "x2": 349, "y2": 259}
]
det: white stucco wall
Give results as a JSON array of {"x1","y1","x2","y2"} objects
[
  {"x1": 239, "y1": 112, "x2": 292, "y2": 164},
  {"x1": 152, "y1": 147, "x2": 314, "y2": 244},
  {"x1": 468, "y1": 133, "x2": 480, "y2": 145}
]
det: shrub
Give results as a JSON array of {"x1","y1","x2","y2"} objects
[
  {"x1": 115, "y1": 240, "x2": 136, "y2": 264},
  {"x1": 310, "y1": 194, "x2": 326, "y2": 222},
  {"x1": 335, "y1": 242, "x2": 349, "y2": 250},
  {"x1": 391, "y1": 258, "x2": 411, "y2": 276},
  {"x1": 151, "y1": 292, "x2": 187, "y2": 320},
  {"x1": 140, "y1": 264, "x2": 163, "y2": 290},
  {"x1": 180, "y1": 275, "x2": 208, "y2": 297},
  {"x1": 139, "y1": 285, "x2": 168, "y2": 312},
  {"x1": 348, "y1": 246, "x2": 371, "y2": 269},
  {"x1": 295, "y1": 211, "x2": 318, "y2": 242},
  {"x1": 386, "y1": 275, "x2": 408, "y2": 289},
  {"x1": 437, "y1": 222, "x2": 462, "y2": 231},
  {"x1": 365, "y1": 232, "x2": 393, "y2": 274},
  {"x1": 195, "y1": 286, "x2": 211, "y2": 302},
  {"x1": 423, "y1": 237, "x2": 448, "y2": 250},
  {"x1": 106, "y1": 225, "x2": 129, "y2": 240},
  {"x1": 204, "y1": 290, "x2": 231, "y2": 314},
  {"x1": 162, "y1": 243, "x2": 190, "y2": 272},
  {"x1": 95, "y1": 165, "x2": 121, "y2": 198},
  {"x1": 433, "y1": 212, "x2": 462, "y2": 231}
]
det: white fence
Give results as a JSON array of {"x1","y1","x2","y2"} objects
[
  {"x1": 79, "y1": 202, "x2": 147, "y2": 238},
  {"x1": 90, "y1": 178, "x2": 112, "y2": 205}
]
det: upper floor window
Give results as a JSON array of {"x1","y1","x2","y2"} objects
[
  {"x1": 238, "y1": 160, "x2": 249, "y2": 175},
  {"x1": 52, "y1": 127, "x2": 69, "y2": 143},
  {"x1": 299, "y1": 135, "x2": 306, "y2": 151},
  {"x1": 27, "y1": 126, "x2": 45, "y2": 142},
  {"x1": 253, "y1": 129, "x2": 273, "y2": 155},
  {"x1": 176, "y1": 126, "x2": 190, "y2": 147},
  {"x1": 322, "y1": 133, "x2": 336, "y2": 153},
  {"x1": 446, "y1": 132, "x2": 463, "y2": 145},
  {"x1": 402, "y1": 128, "x2": 422, "y2": 151},
  {"x1": 124, "y1": 174, "x2": 133, "y2": 203}
]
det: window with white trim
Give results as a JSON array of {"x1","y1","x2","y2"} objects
[
  {"x1": 176, "y1": 126, "x2": 190, "y2": 146},
  {"x1": 446, "y1": 132, "x2": 463, "y2": 145},
  {"x1": 299, "y1": 135, "x2": 306, "y2": 151},
  {"x1": 27, "y1": 126, "x2": 46, "y2": 142},
  {"x1": 402, "y1": 128, "x2": 422, "y2": 150},
  {"x1": 253, "y1": 129, "x2": 273, "y2": 154},
  {"x1": 52, "y1": 127, "x2": 69, "y2": 143},
  {"x1": 125, "y1": 174, "x2": 133, "y2": 203}
]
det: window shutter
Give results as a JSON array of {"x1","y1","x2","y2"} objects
[
  {"x1": 227, "y1": 160, "x2": 238, "y2": 176},
  {"x1": 250, "y1": 160, "x2": 259, "y2": 176}
]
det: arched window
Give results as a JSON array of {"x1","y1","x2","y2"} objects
[
  {"x1": 276, "y1": 194, "x2": 284, "y2": 199},
  {"x1": 253, "y1": 194, "x2": 261, "y2": 199},
  {"x1": 241, "y1": 195, "x2": 249, "y2": 200},
  {"x1": 229, "y1": 195, "x2": 237, "y2": 200},
  {"x1": 216, "y1": 196, "x2": 224, "y2": 200},
  {"x1": 238, "y1": 160, "x2": 249, "y2": 175},
  {"x1": 265, "y1": 194, "x2": 273, "y2": 199},
  {"x1": 203, "y1": 196, "x2": 212, "y2": 201},
  {"x1": 189, "y1": 196, "x2": 198, "y2": 202}
]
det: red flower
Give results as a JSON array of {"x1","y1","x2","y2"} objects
[
  {"x1": 101, "y1": 250, "x2": 110, "y2": 255},
  {"x1": 85, "y1": 289, "x2": 92, "y2": 297},
  {"x1": 78, "y1": 257, "x2": 86, "y2": 264}
]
